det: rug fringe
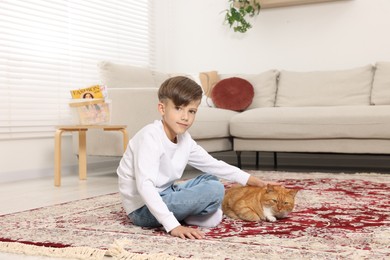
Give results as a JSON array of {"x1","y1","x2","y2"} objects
[
  {"x1": 107, "y1": 239, "x2": 181, "y2": 260},
  {"x1": 0, "y1": 241, "x2": 106, "y2": 259}
]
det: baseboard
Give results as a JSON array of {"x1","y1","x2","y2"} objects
[{"x1": 0, "y1": 158, "x2": 120, "y2": 184}]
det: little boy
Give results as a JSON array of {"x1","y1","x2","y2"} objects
[{"x1": 117, "y1": 76, "x2": 276, "y2": 239}]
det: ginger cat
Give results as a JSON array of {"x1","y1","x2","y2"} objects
[{"x1": 222, "y1": 184, "x2": 299, "y2": 222}]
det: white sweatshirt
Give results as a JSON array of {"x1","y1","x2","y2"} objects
[{"x1": 117, "y1": 120, "x2": 250, "y2": 232}]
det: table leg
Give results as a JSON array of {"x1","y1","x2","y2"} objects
[
  {"x1": 78, "y1": 130, "x2": 87, "y2": 180},
  {"x1": 104, "y1": 127, "x2": 129, "y2": 152},
  {"x1": 54, "y1": 130, "x2": 64, "y2": 186},
  {"x1": 120, "y1": 128, "x2": 129, "y2": 152}
]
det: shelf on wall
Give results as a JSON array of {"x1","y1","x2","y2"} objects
[{"x1": 260, "y1": 0, "x2": 346, "y2": 9}]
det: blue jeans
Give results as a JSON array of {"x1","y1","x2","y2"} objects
[{"x1": 128, "y1": 174, "x2": 224, "y2": 228}]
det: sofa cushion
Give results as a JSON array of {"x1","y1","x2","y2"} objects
[
  {"x1": 275, "y1": 65, "x2": 373, "y2": 107},
  {"x1": 199, "y1": 71, "x2": 220, "y2": 97},
  {"x1": 211, "y1": 77, "x2": 254, "y2": 111},
  {"x1": 371, "y1": 62, "x2": 390, "y2": 105},
  {"x1": 230, "y1": 106, "x2": 390, "y2": 139},
  {"x1": 189, "y1": 107, "x2": 239, "y2": 139},
  {"x1": 221, "y1": 70, "x2": 279, "y2": 108},
  {"x1": 98, "y1": 61, "x2": 158, "y2": 89}
]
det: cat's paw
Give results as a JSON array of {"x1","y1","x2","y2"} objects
[{"x1": 266, "y1": 216, "x2": 277, "y2": 222}]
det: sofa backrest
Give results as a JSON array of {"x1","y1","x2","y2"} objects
[
  {"x1": 98, "y1": 61, "x2": 390, "y2": 110},
  {"x1": 371, "y1": 62, "x2": 390, "y2": 105},
  {"x1": 98, "y1": 61, "x2": 168, "y2": 89},
  {"x1": 275, "y1": 65, "x2": 374, "y2": 107}
]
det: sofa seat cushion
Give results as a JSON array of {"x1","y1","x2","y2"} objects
[
  {"x1": 230, "y1": 106, "x2": 390, "y2": 139},
  {"x1": 233, "y1": 138, "x2": 390, "y2": 154},
  {"x1": 189, "y1": 107, "x2": 239, "y2": 139}
]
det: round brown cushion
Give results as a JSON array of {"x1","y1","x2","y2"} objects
[{"x1": 211, "y1": 77, "x2": 254, "y2": 111}]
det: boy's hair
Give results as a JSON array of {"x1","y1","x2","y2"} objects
[{"x1": 158, "y1": 76, "x2": 203, "y2": 106}]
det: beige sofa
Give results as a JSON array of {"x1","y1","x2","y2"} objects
[
  {"x1": 73, "y1": 61, "x2": 240, "y2": 156},
  {"x1": 75, "y1": 61, "x2": 390, "y2": 168}
]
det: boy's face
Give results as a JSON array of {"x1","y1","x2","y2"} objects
[{"x1": 158, "y1": 99, "x2": 201, "y2": 142}]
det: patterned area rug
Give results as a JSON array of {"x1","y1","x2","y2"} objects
[{"x1": 1, "y1": 171, "x2": 389, "y2": 259}]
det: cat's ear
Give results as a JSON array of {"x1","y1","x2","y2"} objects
[
  {"x1": 289, "y1": 189, "x2": 299, "y2": 197},
  {"x1": 266, "y1": 184, "x2": 275, "y2": 193}
]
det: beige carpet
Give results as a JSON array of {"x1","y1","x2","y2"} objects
[{"x1": 0, "y1": 171, "x2": 389, "y2": 259}]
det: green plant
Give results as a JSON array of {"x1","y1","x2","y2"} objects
[{"x1": 224, "y1": 0, "x2": 261, "y2": 33}]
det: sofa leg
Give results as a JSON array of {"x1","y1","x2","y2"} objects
[
  {"x1": 256, "y1": 151, "x2": 259, "y2": 168},
  {"x1": 236, "y1": 151, "x2": 242, "y2": 169},
  {"x1": 273, "y1": 152, "x2": 278, "y2": 169}
]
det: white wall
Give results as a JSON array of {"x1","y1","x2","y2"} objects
[
  {"x1": 0, "y1": 136, "x2": 75, "y2": 180},
  {"x1": 0, "y1": 135, "x2": 118, "y2": 181},
  {"x1": 2, "y1": 0, "x2": 390, "y2": 180},
  {"x1": 156, "y1": 0, "x2": 390, "y2": 73}
]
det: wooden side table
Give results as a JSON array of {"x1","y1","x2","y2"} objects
[{"x1": 54, "y1": 125, "x2": 128, "y2": 186}]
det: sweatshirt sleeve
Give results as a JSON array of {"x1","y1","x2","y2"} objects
[
  {"x1": 132, "y1": 131, "x2": 181, "y2": 232},
  {"x1": 187, "y1": 140, "x2": 250, "y2": 185}
]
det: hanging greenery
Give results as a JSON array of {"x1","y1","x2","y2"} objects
[{"x1": 224, "y1": 0, "x2": 261, "y2": 33}]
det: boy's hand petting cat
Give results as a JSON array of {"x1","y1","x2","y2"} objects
[
  {"x1": 247, "y1": 175, "x2": 282, "y2": 187},
  {"x1": 169, "y1": 225, "x2": 205, "y2": 239}
]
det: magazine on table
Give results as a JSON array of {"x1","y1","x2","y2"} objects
[
  {"x1": 69, "y1": 85, "x2": 110, "y2": 125},
  {"x1": 70, "y1": 85, "x2": 107, "y2": 99}
]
